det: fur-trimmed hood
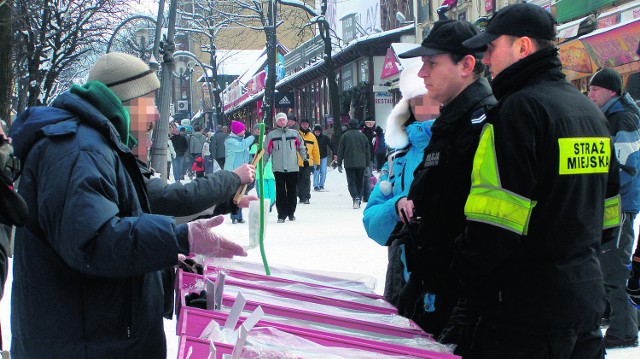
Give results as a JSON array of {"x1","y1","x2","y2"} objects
[
  {"x1": 385, "y1": 62, "x2": 428, "y2": 149},
  {"x1": 385, "y1": 98, "x2": 411, "y2": 148}
]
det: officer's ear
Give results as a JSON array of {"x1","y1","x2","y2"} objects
[
  {"x1": 514, "y1": 36, "x2": 535, "y2": 60},
  {"x1": 460, "y1": 54, "x2": 476, "y2": 76}
]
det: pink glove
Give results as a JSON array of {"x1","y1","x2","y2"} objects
[{"x1": 186, "y1": 215, "x2": 247, "y2": 258}]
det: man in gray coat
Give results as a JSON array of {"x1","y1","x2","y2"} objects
[
  {"x1": 210, "y1": 124, "x2": 228, "y2": 169},
  {"x1": 338, "y1": 118, "x2": 371, "y2": 209},
  {"x1": 265, "y1": 112, "x2": 308, "y2": 223}
]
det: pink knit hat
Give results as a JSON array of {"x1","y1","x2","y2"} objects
[{"x1": 230, "y1": 120, "x2": 245, "y2": 135}]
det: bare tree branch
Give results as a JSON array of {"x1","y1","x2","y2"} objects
[{"x1": 13, "y1": 0, "x2": 130, "y2": 112}]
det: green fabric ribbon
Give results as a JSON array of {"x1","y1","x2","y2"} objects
[{"x1": 70, "y1": 81, "x2": 137, "y2": 147}]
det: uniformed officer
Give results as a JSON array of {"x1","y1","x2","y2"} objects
[
  {"x1": 459, "y1": 3, "x2": 621, "y2": 357},
  {"x1": 394, "y1": 19, "x2": 496, "y2": 356}
]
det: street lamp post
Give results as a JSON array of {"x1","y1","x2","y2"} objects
[
  {"x1": 150, "y1": 0, "x2": 179, "y2": 182},
  {"x1": 261, "y1": 0, "x2": 278, "y2": 127},
  {"x1": 173, "y1": 50, "x2": 216, "y2": 130}
]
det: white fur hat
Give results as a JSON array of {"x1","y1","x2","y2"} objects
[
  {"x1": 385, "y1": 98, "x2": 411, "y2": 149},
  {"x1": 399, "y1": 62, "x2": 427, "y2": 100},
  {"x1": 385, "y1": 63, "x2": 428, "y2": 149}
]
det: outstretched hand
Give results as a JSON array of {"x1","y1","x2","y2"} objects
[
  {"x1": 236, "y1": 195, "x2": 259, "y2": 209},
  {"x1": 186, "y1": 215, "x2": 247, "y2": 258}
]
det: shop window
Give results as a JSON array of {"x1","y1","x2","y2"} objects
[{"x1": 359, "y1": 59, "x2": 369, "y2": 83}]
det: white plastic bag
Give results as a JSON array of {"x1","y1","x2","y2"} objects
[{"x1": 247, "y1": 199, "x2": 270, "y2": 250}]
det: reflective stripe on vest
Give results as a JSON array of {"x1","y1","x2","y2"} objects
[
  {"x1": 464, "y1": 124, "x2": 536, "y2": 235},
  {"x1": 603, "y1": 195, "x2": 621, "y2": 229}
]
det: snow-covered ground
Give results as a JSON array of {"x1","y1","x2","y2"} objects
[{"x1": 1, "y1": 169, "x2": 639, "y2": 357}]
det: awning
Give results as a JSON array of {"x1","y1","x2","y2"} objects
[
  {"x1": 556, "y1": 0, "x2": 616, "y2": 23},
  {"x1": 580, "y1": 18, "x2": 640, "y2": 68},
  {"x1": 557, "y1": 16, "x2": 595, "y2": 40},
  {"x1": 441, "y1": 0, "x2": 458, "y2": 8},
  {"x1": 596, "y1": 1, "x2": 640, "y2": 29},
  {"x1": 559, "y1": 18, "x2": 640, "y2": 80}
]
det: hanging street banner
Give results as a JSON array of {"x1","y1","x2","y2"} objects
[{"x1": 275, "y1": 92, "x2": 295, "y2": 109}]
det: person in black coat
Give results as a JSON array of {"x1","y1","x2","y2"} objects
[
  {"x1": 170, "y1": 126, "x2": 189, "y2": 181},
  {"x1": 395, "y1": 19, "x2": 496, "y2": 355},
  {"x1": 460, "y1": 4, "x2": 620, "y2": 356},
  {"x1": 373, "y1": 126, "x2": 387, "y2": 171},
  {"x1": 312, "y1": 124, "x2": 337, "y2": 191},
  {"x1": 360, "y1": 116, "x2": 376, "y2": 202},
  {"x1": 338, "y1": 119, "x2": 371, "y2": 208}
]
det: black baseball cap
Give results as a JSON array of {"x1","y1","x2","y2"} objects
[
  {"x1": 398, "y1": 20, "x2": 481, "y2": 58},
  {"x1": 463, "y1": 3, "x2": 557, "y2": 50}
]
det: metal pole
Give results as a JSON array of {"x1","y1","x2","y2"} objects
[
  {"x1": 150, "y1": 0, "x2": 178, "y2": 183},
  {"x1": 152, "y1": 0, "x2": 165, "y2": 63}
]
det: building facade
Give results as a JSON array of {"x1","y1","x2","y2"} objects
[{"x1": 219, "y1": 0, "x2": 640, "y2": 133}]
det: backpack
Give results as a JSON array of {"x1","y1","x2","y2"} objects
[{"x1": 191, "y1": 156, "x2": 205, "y2": 172}]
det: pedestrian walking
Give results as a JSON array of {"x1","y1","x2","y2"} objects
[
  {"x1": 188, "y1": 124, "x2": 206, "y2": 175},
  {"x1": 337, "y1": 119, "x2": 371, "y2": 209},
  {"x1": 224, "y1": 120, "x2": 255, "y2": 224},
  {"x1": 170, "y1": 126, "x2": 189, "y2": 181},
  {"x1": 372, "y1": 125, "x2": 387, "y2": 172},
  {"x1": 167, "y1": 130, "x2": 176, "y2": 181},
  {"x1": 361, "y1": 116, "x2": 376, "y2": 202},
  {"x1": 588, "y1": 67, "x2": 640, "y2": 348},
  {"x1": 297, "y1": 118, "x2": 320, "y2": 204},
  {"x1": 265, "y1": 112, "x2": 308, "y2": 223},
  {"x1": 459, "y1": 3, "x2": 621, "y2": 356},
  {"x1": 201, "y1": 128, "x2": 214, "y2": 174},
  {"x1": 313, "y1": 124, "x2": 337, "y2": 191},
  {"x1": 210, "y1": 124, "x2": 228, "y2": 170},
  {"x1": 251, "y1": 126, "x2": 276, "y2": 213}
]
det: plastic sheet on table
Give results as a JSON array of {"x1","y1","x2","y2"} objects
[
  {"x1": 207, "y1": 269, "x2": 395, "y2": 310},
  {"x1": 184, "y1": 277, "x2": 414, "y2": 331},
  {"x1": 201, "y1": 320, "x2": 422, "y2": 359},
  {"x1": 208, "y1": 258, "x2": 378, "y2": 294},
  {"x1": 252, "y1": 313, "x2": 445, "y2": 351},
  {"x1": 178, "y1": 307, "x2": 458, "y2": 358}
]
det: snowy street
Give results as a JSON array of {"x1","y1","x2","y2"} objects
[{"x1": 2, "y1": 169, "x2": 639, "y2": 357}]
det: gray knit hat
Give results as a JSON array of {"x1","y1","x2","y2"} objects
[
  {"x1": 88, "y1": 52, "x2": 160, "y2": 102},
  {"x1": 590, "y1": 68, "x2": 622, "y2": 96}
]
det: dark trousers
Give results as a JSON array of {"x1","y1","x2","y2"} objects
[
  {"x1": 215, "y1": 157, "x2": 225, "y2": 170},
  {"x1": 471, "y1": 322, "x2": 604, "y2": 359},
  {"x1": 274, "y1": 171, "x2": 298, "y2": 219},
  {"x1": 296, "y1": 166, "x2": 313, "y2": 201},
  {"x1": 172, "y1": 155, "x2": 184, "y2": 181},
  {"x1": 362, "y1": 165, "x2": 371, "y2": 201},
  {"x1": 375, "y1": 153, "x2": 386, "y2": 171},
  {"x1": 384, "y1": 237, "x2": 406, "y2": 307},
  {"x1": 601, "y1": 212, "x2": 638, "y2": 340},
  {"x1": 345, "y1": 167, "x2": 364, "y2": 200}
]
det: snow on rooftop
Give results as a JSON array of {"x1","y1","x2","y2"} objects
[{"x1": 216, "y1": 49, "x2": 264, "y2": 76}]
